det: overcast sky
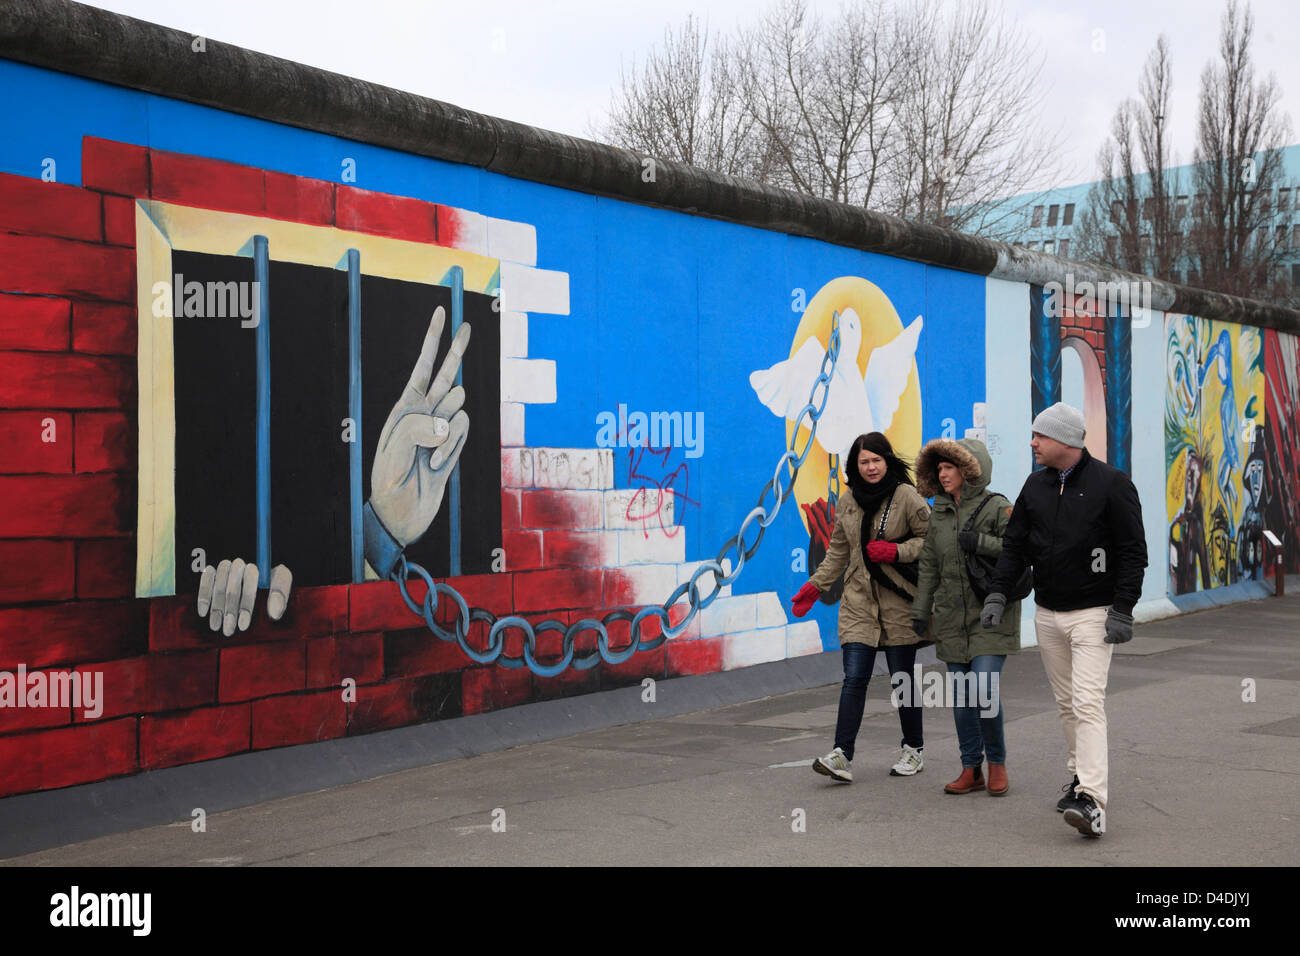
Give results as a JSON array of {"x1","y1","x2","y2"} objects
[{"x1": 78, "y1": 0, "x2": 1299, "y2": 192}]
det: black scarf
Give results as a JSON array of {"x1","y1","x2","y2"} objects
[{"x1": 852, "y1": 475, "x2": 919, "y2": 600}]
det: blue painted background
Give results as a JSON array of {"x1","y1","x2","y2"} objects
[{"x1": 0, "y1": 58, "x2": 987, "y2": 650}]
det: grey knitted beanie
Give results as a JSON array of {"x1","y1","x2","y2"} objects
[{"x1": 1031, "y1": 402, "x2": 1086, "y2": 448}]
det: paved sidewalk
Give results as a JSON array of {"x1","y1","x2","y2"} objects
[{"x1": 6, "y1": 592, "x2": 1299, "y2": 866}]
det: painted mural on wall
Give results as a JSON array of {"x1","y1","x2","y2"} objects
[
  {"x1": 1029, "y1": 284, "x2": 1134, "y2": 473},
  {"x1": 748, "y1": 277, "x2": 923, "y2": 594},
  {"x1": 1262, "y1": 329, "x2": 1300, "y2": 576},
  {"x1": 5, "y1": 49, "x2": 1299, "y2": 802},
  {"x1": 1164, "y1": 314, "x2": 1267, "y2": 593},
  {"x1": 1, "y1": 97, "x2": 980, "y2": 797}
]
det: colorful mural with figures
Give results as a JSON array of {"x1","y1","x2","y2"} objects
[
  {"x1": 1164, "y1": 315, "x2": 1267, "y2": 593},
  {"x1": 0, "y1": 48, "x2": 988, "y2": 799},
  {"x1": 1262, "y1": 329, "x2": 1300, "y2": 576},
  {"x1": 2, "y1": 25, "x2": 1299, "y2": 804}
]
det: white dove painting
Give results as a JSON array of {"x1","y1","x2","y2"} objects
[{"x1": 750, "y1": 308, "x2": 924, "y2": 460}]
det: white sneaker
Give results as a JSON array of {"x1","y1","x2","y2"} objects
[
  {"x1": 813, "y1": 746, "x2": 852, "y2": 782},
  {"x1": 889, "y1": 744, "x2": 924, "y2": 776}
]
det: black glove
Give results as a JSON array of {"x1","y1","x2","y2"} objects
[
  {"x1": 911, "y1": 618, "x2": 928, "y2": 637},
  {"x1": 1104, "y1": 607, "x2": 1134, "y2": 644},
  {"x1": 980, "y1": 592, "x2": 1006, "y2": 628},
  {"x1": 957, "y1": 531, "x2": 979, "y2": 554}
]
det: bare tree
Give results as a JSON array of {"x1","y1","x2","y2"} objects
[
  {"x1": 1072, "y1": 36, "x2": 1186, "y2": 280},
  {"x1": 1187, "y1": 0, "x2": 1294, "y2": 302},
  {"x1": 731, "y1": 0, "x2": 907, "y2": 206},
  {"x1": 595, "y1": 0, "x2": 1061, "y2": 241},
  {"x1": 881, "y1": 0, "x2": 1061, "y2": 238},
  {"x1": 593, "y1": 15, "x2": 769, "y2": 180}
]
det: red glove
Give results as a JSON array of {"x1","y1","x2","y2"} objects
[
  {"x1": 791, "y1": 581, "x2": 820, "y2": 617},
  {"x1": 866, "y1": 540, "x2": 898, "y2": 563},
  {"x1": 801, "y1": 497, "x2": 835, "y2": 550}
]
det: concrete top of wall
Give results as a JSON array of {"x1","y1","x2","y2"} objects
[{"x1": 4, "y1": 0, "x2": 1298, "y2": 335}]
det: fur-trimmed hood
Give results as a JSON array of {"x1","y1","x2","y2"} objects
[{"x1": 914, "y1": 438, "x2": 992, "y2": 499}]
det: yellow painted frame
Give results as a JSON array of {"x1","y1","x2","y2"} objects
[{"x1": 134, "y1": 199, "x2": 500, "y2": 596}]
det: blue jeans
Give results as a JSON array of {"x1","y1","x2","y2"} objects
[
  {"x1": 834, "y1": 643, "x2": 923, "y2": 761},
  {"x1": 946, "y1": 655, "x2": 1007, "y2": 767}
]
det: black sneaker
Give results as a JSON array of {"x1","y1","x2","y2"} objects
[
  {"x1": 1055, "y1": 775, "x2": 1080, "y2": 812},
  {"x1": 1063, "y1": 792, "x2": 1106, "y2": 837}
]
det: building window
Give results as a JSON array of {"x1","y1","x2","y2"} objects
[
  {"x1": 1142, "y1": 197, "x2": 1155, "y2": 220},
  {"x1": 1292, "y1": 224, "x2": 1300, "y2": 248},
  {"x1": 1110, "y1": 200, "x2": 1123, "y2": 224},
  {"x1": 1062, "y1": 203, "x2": 1075, "y2": 226},
  {"x1": 1043, "y1": 239, "x2": 1055, "y2": 255},
  {"x1": 1292, "y1": 263, "x2": 1300, "y2": 285},
  {"x1": 1278, "y1": 225, "x2": 1289, "y2": 247},
  {"x1": 1047, "y1": 204, "x2": 1060, "y2": 227},
  {"x1": 1280, "y1": 187, "x2": 1291, "y2": 210},
  {"x1": 1171, "y1": 270, "x2": 1182, "y2": 284},
  {"x1": 1175, "y1": 195, "x2": 1189, "y2": 220},
  {"x1": 1058, "y1": 239, "x2": 1071, "y2": 257},
  {"x1": 1031, "y1": 205, "x2": 1044, "y2": 227},
  {"x1": 1105, "y1": 236, "x2": 1118, "y2": 257},
  {"x1": 1026, "y1": 241, "x2": 1039, "y2": 251},
  {"x1": 1188, "y1": 269, "x2": 1200, "y2": 285},
  {"x1": 1259, "y1": 191, "x2": 1271, "y2": 215}
]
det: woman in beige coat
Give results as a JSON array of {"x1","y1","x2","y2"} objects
[{"x1": 791, "y1": 431, "x2": 931, "y2": 782}]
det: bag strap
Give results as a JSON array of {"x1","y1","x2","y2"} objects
[
  {"x1": 961, "y1": 493, "x2": 996, "y2": 533},
  {"x1": 876, "y1": 493, "x2": 893, "y2": 539}
]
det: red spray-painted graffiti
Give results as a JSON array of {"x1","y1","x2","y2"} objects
[{"x1": 622, "y1": 439, "x2": 699, "y2": 538}]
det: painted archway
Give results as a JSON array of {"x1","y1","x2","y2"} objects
[{"x1": 1030, "y1": 285, "x2": 1132, "y2": 473}]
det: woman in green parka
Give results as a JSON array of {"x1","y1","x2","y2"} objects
[{"x1": 911, "y1": 437, "x2": 1021, "y2": 797}]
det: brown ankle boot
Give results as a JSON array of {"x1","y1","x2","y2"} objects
[
  {"x1": 944, "y1": 765, "x2": 985, "y2": 794},
  {"x1": 987, "y1": 763, "x2": 1009, "y2": 796}
]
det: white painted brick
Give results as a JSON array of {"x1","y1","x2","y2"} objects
[
  {"x1": 964, "y1": 426, "x2": 987, "y2": 442},
  {"x1": 618, "y1": 529, "x2": 686, "y2": 565},
  {"x1": 698, "y1": 594, "x2": 758, "y2": 638},
  {"x1": 443, "y1": 207, "x2": 488, "y2": 256},
  {"x1": 612, "y1": 564, "x2": 682, "y2": 605},
  {"x1": 501, "y1": 310, "x2": 528, "y2": 358},
  {"x1": 487, "y1": 217, "x2": 537, "y2": 266},
  {"x1": 755, "y1": 592, "x2": 789, "y2": 629},
  {"x1": 723, "y1": 627, "x2": 788, "y2": 670},
  {"x1": 501, "y1": 448, "x2": 530, "y2": 488},
  {"x1": 501, "y1": 357, "x2": 556, "y2": 403},
  {"x1": 604, "y1": 488, "x2": 675, "y2": 530},
  {"x1": 972, "y1": 402, "x2": 987, "y2": 428},
  {"x1": 499, "y1": 261, "x2": 569, "y2": 315},
  {"x1": 500, "y1": 402, "x2": 525, "y2": 447},
  {"x1": 786, "y1": 620, "x2": 825, "y2": 658},
  {"x1": 521, "y1": 447, "x2": 613, "y2": 490}
]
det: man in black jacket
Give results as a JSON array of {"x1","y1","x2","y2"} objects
[{"x1": 981, "y1": 402, "x2": 1147, "y2": 838}]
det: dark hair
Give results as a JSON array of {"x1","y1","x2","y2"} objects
[{"x1": 845, "y1": 432, "x2": 914, "y2": 491}]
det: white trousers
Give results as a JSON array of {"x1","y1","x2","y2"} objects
[{"x1": 1034, "y1": 606, "x2": 1114, "y2": 808}]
